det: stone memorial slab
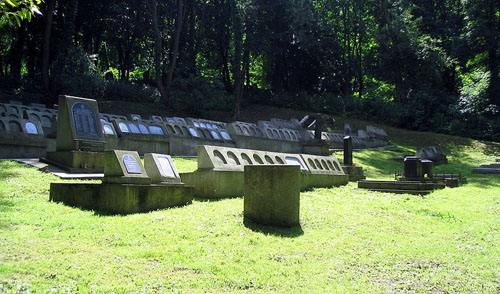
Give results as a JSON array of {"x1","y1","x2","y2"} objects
[
  {"x1": 144, "y1": 153, "x2": 182, "y2": 184},
  {"x1": 53, "y1": 95, "x2": 105, "y2": 152},
  {"x1": 149, "y1": 125, "x2": 164, "y2": 135},
  {"x1": 102, "y1": 150, "x2": 151, "y2": 184}
]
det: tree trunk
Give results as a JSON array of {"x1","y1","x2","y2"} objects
[
  {"x1": 9, "y1": 23, "x2": 26, "y2": 78},
  {"x1": 150, "y1": 0, "x2": 169, "y2": 105},
  {"x1": 42, "y1": 0, "x2": 56, "y2": 94},
  {"x1": 165, "y1": 0, "x2": 184, "y2": 107},
  {"x1": 380, "y1": 0, "x2": 403, "y2": 103},
  {"x1": 231, "y1": 0, "x2": 243, "y2": 119}
]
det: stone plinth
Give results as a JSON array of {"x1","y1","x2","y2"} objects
[
  {"x1": 50, "y1": 183, "x2": 193, "y2": 214},
  {"x1": 244, "y1": 165, "x2": 300, "y2": 227}
]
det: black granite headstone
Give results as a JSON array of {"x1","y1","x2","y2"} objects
[
  {"x1": 344, "y1": 136, "x2": 353, "y2": 166},
  {"x1": 421, "y1": 160, "x2": 434, "y2": 178},
  {"x1": 404, "y1": 156, "x2": 422, "y2": 179},
  {"x1": 72, "y1": 102, "x2": 99, "y2": 139}
]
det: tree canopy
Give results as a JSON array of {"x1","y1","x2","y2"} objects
[{"x1": 0, "y1": 0, "x2": 498, "y2": 140}]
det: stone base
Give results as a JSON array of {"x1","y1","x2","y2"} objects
[
  {"x1": 342, "y1": 165, "x2": 366, "y2": 181},
  {"x1": 302, "y1": 141, "x2": 330, "y2": 156},
  {"x1": 42, "y1": 151, "x2": 105, "y2": 173},
  {"x1": 50, "y1": 182, "x2": 193, "y2": 214},
  {"x1": 180, "y1": 170, "x2": 244, "y2": 199},
  {"x1": 300, "y1": 173, "x2": 349, "y2": 190},
  {"x1": 244, "y1": 165, "x2": 300, "y2": 227},
  {"x1": 181, "y1": 169, "x2": 350, "y2": 199},
  {"x1": 473, "y1": 164, "x2": 500, "y2": 174},
  {"x1": 358, "y1": 180, "x2": 446, "y2": 195}
]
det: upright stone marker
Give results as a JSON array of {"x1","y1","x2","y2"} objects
[
  {"x1": 404, "y1": 156, "x2": 423, "y2": 180},
  {"x1": 244, "y1": 165, "x2": 300, "y2": 227},
  {"x1": 42, "y1": 95, "x2": 106, "y2": 173},
  {"x1": 343, "y1": 136, "x2": 353, "y2": 166}
]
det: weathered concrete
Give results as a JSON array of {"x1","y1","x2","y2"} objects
[
  {"x1": 50, "y1": 182, "x2": 193, "y2": 214},
  {"x1": 244, "y1": 165, "x2": 300, "y2": 227},
  {"x1": 43, "y1": 151, "x2": 105, "y2": 173},
  {"x1": 181, "y1": 145, "x2": 348, "y2": 198},
  {"x1": 144, "y1": 153, "x2": 182, "y2": 184},
  {"x1": 102, "y1": 150, "x2": 151, "y2": 184}
]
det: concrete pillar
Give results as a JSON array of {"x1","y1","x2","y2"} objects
[
  {"x1": 343, "y1": 136, "x2": 353, "y2": 166},
  {"x1": 244, "y1": 165, "x2": 300, "y2": 227}
]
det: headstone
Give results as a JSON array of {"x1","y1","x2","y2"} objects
[
  {"x1": 244, "y1": 165, "x2": 300, "y2": 227},
  {"x1": 358, "y1": 130, "x2": 369, "y2": 139},
  {"x1": 130, "y1": 114, "x2": 142, "y2": 122},
  {"x1": 149, "y1": 125, "x2": 165, "y2": 135},
  {"x1": 144, "y1": 153, "x2": 182, "y2": 184},
  {"x1": 344, "y1": 123, "x2": 352, "y2": 136},
  {"x1": 102, "y1": 123, "x2": 116, "y2": 136},
  {"x1": 54, "y1": 95, "x2": 105, "y2": 152},
  {"x1": 314, "y1": 113, "x2": 324, "y2": 140},
  {"x1": 102, "y1": 150, "x2": 151, "y2": 184},
  {"x1": 404, "y1": 156, "x2": 422, "y2": 179},
  {"x1": 421, "y1": 160, "x2": 434, "y2": 178},
  {"x1": 416, "y1": 146, "x2": 448, "y2": 164},
  {"x1": 344, "y1": 136, "x2": 353, "y2": 166}
]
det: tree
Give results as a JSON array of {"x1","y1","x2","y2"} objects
[{"x1": 1, "y1": 0, "x2": 42, "y2": 26}]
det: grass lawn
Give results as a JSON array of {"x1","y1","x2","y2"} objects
[{"x1": 0, "y1": 127, "x2": 499, "y2": 293}]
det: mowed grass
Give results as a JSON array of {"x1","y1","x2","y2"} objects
[{"x1": 1, "y1": 130, "x2": 499, "y2": 293}]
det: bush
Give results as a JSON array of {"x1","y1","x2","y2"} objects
[{"x1": 170, "y1": 76, "x2": 233, "y2": 115}]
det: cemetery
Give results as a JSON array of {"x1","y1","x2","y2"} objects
[{"x1": 0, "y1": 1, "x2": 499, "y2": 291}]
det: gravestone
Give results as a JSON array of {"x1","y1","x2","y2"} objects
[
  {"x1": 344, "y1": 123, "x2": 352, "y2": 136},
  {"x1": 244, "y1": 165, "x2": 300, "y2": 227},
  {"x1": 313, "y1": 113, "x2": 324, "y2": 140},
  {"x1": 102, "y1": 150, "x2": 151, "y2": 184},
  {"x1": 404, "y1": 156, "x2": 423, "y2": 179},
  {"x1": 343, "y1": 136, "x2": 353, "y2": 166},
  {"x1": 42, "y1": 95, "x2": 105, "y2": 173},
  {"x1": 416, "y1": 146, "x2": 448, "y2": 164},
  {"x1": 421, "y1": 160, "x2": 434, "y2": 178},
  {"x1": 144, "y1": 153, "x2": 182, "y2": 184}
]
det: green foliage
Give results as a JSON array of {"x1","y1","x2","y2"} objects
[
  {"x1": 170, "y1": 75, "x2": 233, "y2": 114},
  {"x1": 0, "y1": 0, "x2": 42, "y2": 25},
  {"x1": 104, "y1": 80, "x2": 159, "y2": 103}
]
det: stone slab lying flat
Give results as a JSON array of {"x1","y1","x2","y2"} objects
[
  {"x1": 50, "y1": 182, "x2": 193, "y2": 214},
  {"x1": 6, "y1": 158, "x2": 103, "y2": 179},
  {"x1": 472, "y1": 167, "x2": 500, "y2": 174}
]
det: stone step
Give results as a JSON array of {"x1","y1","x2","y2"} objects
[
  {"x1": 358, "y1": 188, "x2": 433, "y2": 195},
  {"x1": 472, "y1": 167, "x2": 500, "y2": 174},
  {"x1": 358, "y1": 180, "x2": 445, "y2": 191}
]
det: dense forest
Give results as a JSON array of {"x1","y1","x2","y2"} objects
[{"x1": 0, "y1": 0, "x2": 499, "y2": 141}]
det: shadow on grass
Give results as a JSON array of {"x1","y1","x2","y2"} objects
[
  {"x1": 194, "y1": 196, "x2": 240, "y2": 203},
  {"x1": 0, "y1": 160, "x2": 21, "y2": 179},
  {"x1": 243, "y1": 218, "x2": 304, "y2": 238}
]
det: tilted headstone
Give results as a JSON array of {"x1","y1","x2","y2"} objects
[
  {"x1": 144, "y1": 153, "x2": 182, "y2": 184},
  {"x1": 416, "y1": 146, "x2": 447, "y2": 164},
  {"x1": 55, "y1": 95, "x2": 105, "y2": 152},
  {"x1": 102, "y1": 150, "x2": 151, "y2": 184}
]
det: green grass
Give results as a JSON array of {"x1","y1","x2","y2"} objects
[{"x1": 0, "y1": 128, "x2": 499, "y2": 293}]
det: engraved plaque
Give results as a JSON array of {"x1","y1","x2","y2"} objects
[
  {"x1": 200, "y1": 122, "x2": 207, "y2": 128},
  {"x1": 149, "y1": 126, "x2": 164, "y2": 135},
  {"x1": 193, "y1": 121, "x2": 200, "y2": 127},
  {"x1": 157, "y1": 157, "x2": 176, "y2": 178},
  {"x1": 139, "y1": 124, "x2": 149, "y2": 134},
  {"x1": 103, "y1": 124, "x2": 115, "y2": 135},
  {"x1": 72, "y1": 102, "x2": 99, "y2": 139},
  {"x1": 220, "y1": 131, "x2": 231, "y2": 141},
  {"x1": 118, "y1": 122, "x2": 129, "y2": 132},
  {"x1": 122, "y1": 154, "x2": 142, "y2": 174},
  {"x1": 25, "y1": 122, "x2": 38, "y2": 134},
  {"x1": 128, "y1": 123, "x2": 140, "y2": 134},
  {"x1": 285, "y1": 157, "x2": 306, "y2": 170},
  {"x1": 210, "y1": 130, "x2": 220, "y2": 140},
  {"x1": 189, "y1": 128, "x2": 199, "y2": 137}
]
